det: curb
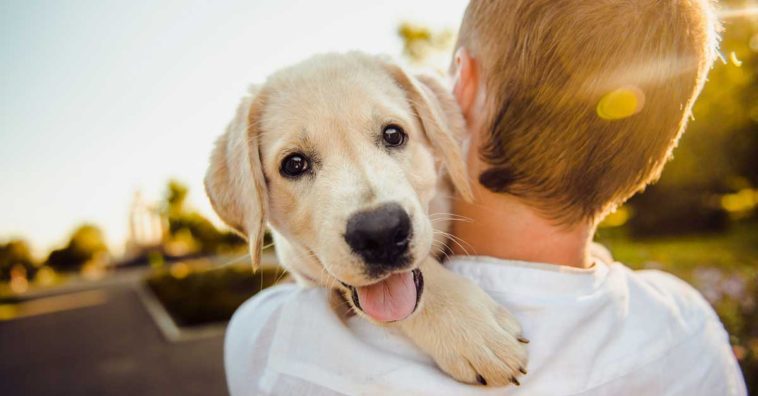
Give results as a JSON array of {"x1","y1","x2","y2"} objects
[{"x1": 134, "y1": 283, "x2": 227, "y2": 343}]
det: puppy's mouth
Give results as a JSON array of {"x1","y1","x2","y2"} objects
[{"x1": 342, "y1": 268, "x2": 424, "y2": 323}]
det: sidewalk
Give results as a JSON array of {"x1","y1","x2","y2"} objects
[{"x1": 0, "y1": 264, "x2": 232, "y2": 395}]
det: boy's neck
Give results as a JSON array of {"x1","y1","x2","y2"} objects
[{"x1": 450, "y1": 187, "x2": 595, "y2": 269}]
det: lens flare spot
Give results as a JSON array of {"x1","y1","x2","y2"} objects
[
  {"x1": 729, "y1": 51, "x2": 743, "y2": 67},
  {"x1": 596, "y1": 86, "x2": 645, "y2": 121}
]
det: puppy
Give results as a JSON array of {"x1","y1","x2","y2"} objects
[{"x1": 205, "y1": 52, "x2": 528, "y2": 386}]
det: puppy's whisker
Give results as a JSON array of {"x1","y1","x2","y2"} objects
[
  {"x1": 429, "y1": 215, "x2": 467, "y2": 220},
  {"x1": 273, "y1": 267, "x2": 290, "y2": 285},
  {"x1": 429, "y1": 212, "x2": 474, "y2": 224},
  {"x1": 210, "y1": 252, "x2": 251, "y2": 269},
  {"x1": 434, "y1": 229, "x2": 475, "y2": 257},
  {"x1": 429, "y1": 215, "x2": 470, "y2": 220},
  {"x1": 430, "y1": 236, "x2": 455, "y2": 261},
  {"x1": 440, "y1": 230, "x2": 475, "y2": 251},
  {"x1": 448, "y1": 235, "x2": 475, "y2": 257},
  {"x1": 430, "y1": 218, "x2": 473, "y2": 224},
  {"x1": 447, "y1": 237, "x2": 471, "y2": 257},
  {"x1": 429, "y1": 211, "x2": 472, "y2": 221},
  {"x1": 439, "y1": 250, "x2": 452, "y2": 263}
]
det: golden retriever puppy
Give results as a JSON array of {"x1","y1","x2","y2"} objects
[{"x1": 205, "y1": 52, "x2": 528, "y2": 386}]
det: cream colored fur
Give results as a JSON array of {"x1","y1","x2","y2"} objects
[{"x1": 205, "y1": 52, "x2": 527, "y2": 386}]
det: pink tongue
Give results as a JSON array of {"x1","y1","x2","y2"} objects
[{"x1": 356, "y1": 272, "x2": 417, "y2": 322}]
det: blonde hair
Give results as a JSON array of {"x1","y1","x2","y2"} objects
[{"x1": 456, "y1": 0, "x2": 720, "y2": 224}]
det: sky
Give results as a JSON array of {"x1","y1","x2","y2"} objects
[{"x1": 0, "y1": 0, "x2": 468, "y2": 257}]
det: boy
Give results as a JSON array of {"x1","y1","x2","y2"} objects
[{"x1": 225, "y1": 0, "x2": 747, "y2": 394}]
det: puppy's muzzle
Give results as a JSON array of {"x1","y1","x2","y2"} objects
[{"x1": 344, "y1": 202, "x2": 412, "y2": 274}]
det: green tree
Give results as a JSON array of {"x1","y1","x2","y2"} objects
[
  {"x1": 163, "y1": 179, "x2": 245, "y2": 255},
  {"x1": 0, "y1": 239, "x2": 36, "y2": 281},
  {"x1": 397, "y1": 22, "x2": 455, "y2": 68},
  {"x1": 166, "y1": 179, "x2": 189, "y2": 216},
  {"x1": 46, "y1": 224, "x2": 109, "y2": 272}
]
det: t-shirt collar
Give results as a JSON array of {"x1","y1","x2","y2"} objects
[{"x1": 444, "y1": 255, "x2": 611, "y2": 297}]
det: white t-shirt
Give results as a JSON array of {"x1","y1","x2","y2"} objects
[{"x1": 224, "y1": 256, "x2": 747, "y2": 395}]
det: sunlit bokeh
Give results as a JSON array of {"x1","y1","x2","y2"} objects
[{"x1": 596, "y1": 86, "x2": 645, "y2": 121}]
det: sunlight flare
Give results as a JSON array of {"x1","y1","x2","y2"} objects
[{"x1": 596, "y1": 86, "x2": 645, "y2": 120}]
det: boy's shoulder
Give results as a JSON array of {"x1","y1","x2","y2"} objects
[
  {"x1": 590, "y1": 243, "x2": 719, "y2": 321},
  {"x1": 618, "y1": 264, "x2": 721, "y2": 325},
  {"x1": 595, "y1": 264, "x2": 747, "y2": 395}
]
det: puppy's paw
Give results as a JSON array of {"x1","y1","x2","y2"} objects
[
  {"x1": 430, "y1": 300, "x2": 528, "y2": 386},
  {"x1": 399, "y1": 263, "x2": 528, "y2": 387}
]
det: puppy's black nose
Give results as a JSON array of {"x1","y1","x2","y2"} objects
[{"x1": 344, "y1": 203, "x2": 412, "y2": 270}]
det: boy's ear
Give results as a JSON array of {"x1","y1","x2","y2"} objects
[
  {"x1": 204, "y1": 86, "x2": 268, "y2": 270},
  {"x1": 452, "y1": 47, "x2": 480, "y2": 122},
  {"x1": 382, "y1": 61, "x2": 474, "y2": 202}
]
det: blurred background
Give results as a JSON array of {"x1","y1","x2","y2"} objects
[{"x1": 1, "y1": 0, "x2": 756, "y2": 395}]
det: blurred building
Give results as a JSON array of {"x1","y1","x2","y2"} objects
[{"x1": 124, "y1": 191, "x2": 166, "y2": 261}]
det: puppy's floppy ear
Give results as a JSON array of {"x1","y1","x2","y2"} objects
[
  {"x1": 205, "y1": 86, "x2": 268, "y2": 270},
  {"x1": 383, "y1": 63, "x2": 474, "y2": 202}
]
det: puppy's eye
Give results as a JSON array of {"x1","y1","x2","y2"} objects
[
  {"x1": 280, "y1": 153, "x2": 310, "y2": 178},
  {"x1": 382, "y1": 124, "x2": 407, "y2": 148}
]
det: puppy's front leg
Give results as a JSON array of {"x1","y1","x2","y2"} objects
[{"x1": 398, "y1": 257, "x2": 528, "y2": 386}]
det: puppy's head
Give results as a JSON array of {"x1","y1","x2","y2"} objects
[{"x1": 205, "y1": 53, "x2": 471, "y2": 322}]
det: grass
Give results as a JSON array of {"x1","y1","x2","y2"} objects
[{"x1": 596, "y1": 221, "x2": 757, "y2": 277}]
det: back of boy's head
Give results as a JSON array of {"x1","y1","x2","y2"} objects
[{"x1": 456, "y1": 0, "x2": 720, "y2": 225}]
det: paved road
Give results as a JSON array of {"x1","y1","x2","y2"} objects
[{"x1": 0, "y1": 284, "x2": 227, "y2": 396}]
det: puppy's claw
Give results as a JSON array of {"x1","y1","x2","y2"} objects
[
  {"x1": 476, "y1": 374, "x2": 487, "y2": 386},
  {"x1": 512, "y1": 377, "x2": 520, "y2": 386},
  {"x1": 517, "y1": 336, "x2": 530, "y2": 344},
  {"x1": 519, "y1": 367, "x2": 528, "y2": 375}
]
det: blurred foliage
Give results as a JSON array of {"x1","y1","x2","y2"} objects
[
  {"x1": 654, "y1": 11, "x2": 758, "y2": 190},
  {"x1": 45, "y1": 224, "x2": 108, "y2": 273},
  {"x1": 626, "y1": 4, "x2": 757, "y2": 235},
  {"x1": 626, "y1": 185, "x2": 730, "y2": 237},
  {"x1": 166, "y1": 179, "x2": 190, "y2": 216},
  {"x1": 162, "y1": 179, "x2": 246, "y2": 255},
  {"x1": 398, "y1": 22, "x2": 455, "y2": 69},
  {"x1": 0, "y1": 239, "x2": 37, "y2": 282},
  {"x1": 146, "y1": 262, "x2": 286, "y2": 326}
]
